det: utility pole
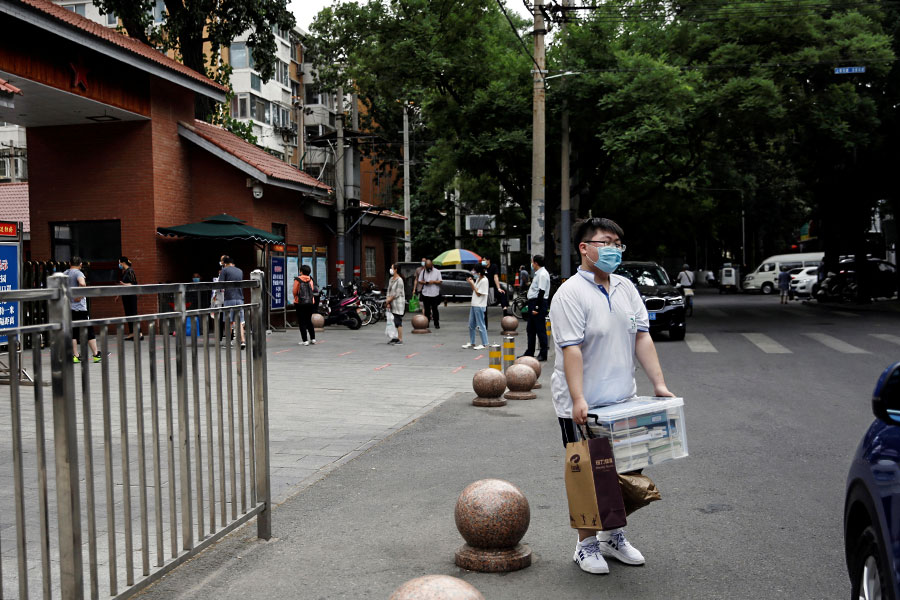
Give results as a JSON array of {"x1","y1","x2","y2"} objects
[
  {"x1": 559, "y1": 0, "x2": 572, "y2": 278},
  {"x1": 335, "y1": 85, "x2": 346, "y2": 281},
  {"x1": 454, "y1": 187, "x2": 462, "y2": 250},
  {"x1": 347, "y1": 92, "x2": 360, "y2": 278},
  {"x1": 530, "y1": 0, "x2": 547, "y2": 259},
  {"x1": 402, "y1": 102, "x2": 412, "y2": 262}
]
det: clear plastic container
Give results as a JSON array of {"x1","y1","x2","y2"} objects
[{"x1": 586, "y1": 396, "x2": 688, "y2": 473}]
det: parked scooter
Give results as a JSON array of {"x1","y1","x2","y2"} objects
[
  {"x1": 816, "y1": 271, "x2": 858, "y2": 303},
  {"x1": 317, "y1": 281, "x2": 363, "y2": 329}
]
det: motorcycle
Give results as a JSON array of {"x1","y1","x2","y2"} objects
[
  {"x1": 816, "y1": 271, "x2": 857, "y2": 303},
  {"x1": 317, "y1": 281, "x2": 363, "y2": 329}
]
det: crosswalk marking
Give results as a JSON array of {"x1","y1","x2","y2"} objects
[
  {"x1": 832, "y1": 311, "x2": 860, "y2": 318},
  {"x1": 685, "y1": 333, "x2": 718, "y2": 353},
  {"x1": 803, "y1": 333, "x2": 869, "y2": 354},
  {"x1": 871, "y1": 334, "x2": 900, "y2": 346},
  {"x1": 741, "y1": 333, "x2": 792, "y2": 354}
]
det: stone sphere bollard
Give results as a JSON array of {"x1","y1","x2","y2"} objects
[
  {"x1": 500, "y1": 315, "x2": 519, "y2": 336},
  {"x1": 390, "y1": 575, "x2": 484, "y2": 600},
  {"x1": 513, "y1": 355, "x2": 542, "y2": 389},
  {"x1": 454, "y1": 479, "x2": 532, "y2": 572},
  {"x1": 503, "y1": 364, "x2": 536, "y2": 400},
  {"x1": 411, "y1": 313, "x2": 430, "y2": 334},
  {"x1": 311, "y1": 312, "x2": 325, "y2": 332},
  {"x1": 472, "y1": 368, "x2": 507, "y2": 407}
]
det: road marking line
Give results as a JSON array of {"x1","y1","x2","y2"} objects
[
  {"x1": 832, "y1": 311, "x2": 860, "y2": 318},
  {"x1": 274, "y1": 349, "x2": 292, "y2": 354},
  {"x1": 803, "y1": 333, "x2": 869, "y2": 354},
  {"x1": 338, "y1": 351, "x2": 353, "y2": 356},
  {"x1": 707, "y1": 309, "x2": 728, "y2": 318},
  {"x1": 685, "y1": 333, "x2": 718, "y2": 353},
  {"x1": 452, "y1": 366, "x2": 464, "y2": 374},
  {"x1": 374, "y1": 363, "x2": 391, "y2": 371},
  {"x1": 405, "y1": 353, "x2": 419, "y2": 359},
  {"x1": 432, "y1": 344, "x2": 444, "y2": 348},
  {"x1": 741, "y1": 333, "x2": 792, "y2": 354},
  {"x1": 474, "y1": 354, "x2": 484, "y2": 360},
  {"x1": 871, "y1": 334, "x2": 900, "y2": 346}
]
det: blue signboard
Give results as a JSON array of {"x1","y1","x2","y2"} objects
[
  {"x1": 835, "y1": 66, "x2": 866, "y2": 74},
  {"x1": 0, "y1": 243, "x2": 19, "y2": 344},
  {"x1": 270, "y1": 256, "x2": 285, "y2": 310}
]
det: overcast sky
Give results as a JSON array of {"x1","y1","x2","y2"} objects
[{"x1": 289, "y1": 0, "x2": 532, "y2": 32}]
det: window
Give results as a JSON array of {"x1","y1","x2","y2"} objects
[
  {"x1": 272, "y1": 223, "x2": 286, "y2": 240},
  {"x1": 51, "y1": 220, "x2": 122, "y2": 282},
  {"x1": 106, "y1": 11, "x2": 117, "y2": 25},
  {"x1": 251, "y1": 73, "x2": 261, "y2": 92},
  {"x1": 230, "y1": 42, "x2": 249, "y2": 69},
  {"x1": 760, "y1": 263, "x2": 776, "y2": 273},
  {"x1": 278, "y1": 60, "x2": 290, "y2": 86},
  {"x1": 365, "y1": 247, "x2": 376, "y2": 278},
  {"x1": 0, "y1": 159, "x2": 7, "y2": 179},
  {"x1": 305, "y1": 86, "x2": 320, "y2": 105},
  {"x1": 13, "y1": 158, "x2": 25, "y2": 179},
  {"x1": 63, "y1": 3, "x2": 86, "y2": 16},
  {"x1": 152, "y1": 0, "x2": 165, "y2": 23}
]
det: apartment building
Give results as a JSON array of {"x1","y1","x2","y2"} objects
[{"x1": 0, "y1": 122, "x2": 26, "y2": 182}]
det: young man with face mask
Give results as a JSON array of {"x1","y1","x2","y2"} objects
[{"x1": 550, "y1": 217, "x2": 674, "y2": 575}]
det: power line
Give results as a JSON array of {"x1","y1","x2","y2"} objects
[{"x1": 495, "y1": 0, "x2": 547, "y2": 86}]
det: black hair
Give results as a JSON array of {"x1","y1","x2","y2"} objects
[
  {"x1": 300, "y1": 264, "x2": 311, "y2": 275},
  {"x1": 472, "y1": 264, "x2": 485, "y2": 275},
  {"x1": 119, "y1": 256, "x2": 130, "y2": 265},
  {"x1": 573, "y1": 217, "x2": 625, "y2": 244},
  {"x1": 532, "y1": 254, "x2": 545, "y2": 267},
  {"x1": 71, "y1": 256, "x2": 83, "y2": 267},
  {"x1": 222, "y1": 255, "x2": 232, "y2": 265}
]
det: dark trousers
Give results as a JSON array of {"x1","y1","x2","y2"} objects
[
  {"x1": 422, "y1": 295, "x2": 441, "y2": 327},
  {"x1": 525, "y1": 305, "x2": 548, "y2": 358},
  {"x1": 122, "y1": 296, "x2": 138, "y2": 335},
  {"x1": 296, "y1": 304, "x2": 316, "y2": 342},
  {"x1": 71, "y1": 309, "x2": 95, "y2": 343}
]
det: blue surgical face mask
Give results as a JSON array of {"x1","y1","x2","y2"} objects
[
  {"x1": 192, "y1": 277, "x2": 200, "y2": 282},
  {"x1": 119, "y1": 264, "x2": 124, "y2": 270},
  {"x1": 481, "y1": 260, "x2": 487, "y2": 266},
  {"x1": 593, "y1": 246, "x2": 622, "y2": 273}
]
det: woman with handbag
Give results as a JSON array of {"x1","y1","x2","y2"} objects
[
  {"x1": 461, "y1": 264, "x2": 489, "y2": 350},
  {"x1": 385, "y1": 263, "x2": 405, "y2": 345}
]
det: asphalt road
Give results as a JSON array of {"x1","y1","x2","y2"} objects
[{"x1": 137, "y1": 291, "x2": 900, "y2": 600}]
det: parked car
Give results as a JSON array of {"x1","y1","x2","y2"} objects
[
  {"x1": 616, "y1": 261, "x2": 686, "y2": 340},
  {"x1": 837, "y1": 258, "x2": 898, "y2": 300},
  {"x1": 743, "y1": 252, "x2": 824, "y2": 294},
  {"x1": 844, "y1": 361, "x2": 900, "y2": 599},
  {"x1": 438, "y1": 268, "x2": 511, "y2": 301},
  {"x1": 790, "y1": 266, "x2": 820, "y2": 297}
]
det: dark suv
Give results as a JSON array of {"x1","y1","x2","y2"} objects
[{"x1": 616, "y1": 261, "x2": 686, "y2": 341}]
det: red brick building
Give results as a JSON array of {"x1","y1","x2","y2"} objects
[{"x1": 0, "y1": 0, "x2": 401, "y2": 319}]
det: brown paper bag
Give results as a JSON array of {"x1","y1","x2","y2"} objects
[
  {"x1": 565, "y1": 435, "x2": 627, "y2": 530},
  {"x1": 618, "y1": 472, "x2": 661, "y2": 516}
]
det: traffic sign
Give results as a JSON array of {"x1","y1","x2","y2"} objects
[{"x1": 834, "y1": 66, "x2": 866, "y2": 74}]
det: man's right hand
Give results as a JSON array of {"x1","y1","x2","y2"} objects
[{"x1": 572, "y1": 397, "x2": 589, "y2": 425}]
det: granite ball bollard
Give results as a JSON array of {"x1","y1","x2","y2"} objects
[
  {"x1": 389, "y1": 575, "x2": 484, "y2": 600},
  {"x1": 513, "y1": 355, "x2": 542, "y2": 389},
  {"x1": 311, "y1": 313, "x2": 325, "y2": 332},
  {"x1": 454, "y1": 479, "x2": 532, "y2": 573},
  {"x1": 411, "y1": 313, "x2": 431, "y2": 334},
  {"x1": 500, "y1": 315, "x2": 519, "y2": 336},
  {"x1": 472, "y1": 368, "x2": 507, "y2": 407},
  {"x1": 503, "y1": 364, "x2": 536, "y2": 400}
]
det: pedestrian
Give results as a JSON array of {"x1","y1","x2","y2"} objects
[
  {"x1": 292, "y1": 263, "x2": 317, "y2": 346},
  {"x1": 551, "y1": 217, "x2": 675, "y2": 575},
  {"x1": 211, "y1": 257, "x2": 227, "y2": 340},
  {"x1": 676, "y1": 264, "x2": 694, "y2": 288},
  {"x1": 65, "y1": 257, "x2": 103, "y2": 363},
  {"x1": 705, "y1": 269, "x2": 716, "y2": 286},
  {"x1": 218, "y1": 255, "x2": 246, "y2": 349},
  {"x1": 778, "y1": 265, "x2": 791, "y2": 304},
  {"x1": 518, "y1": 264, "x2": 531, "y2": 293},
  {"x1": 417, "y1": 258, "x2": 443, "y2": 329},
  {"x1": 483, "y1": 256, "x2": 510, "y2": 328},
  {"x1": 385, "y1": 262, "x2": 405, "y2": 345},
  {"x1": 117, "y1": 256, "x2": 142, "y2": 340},
  {"x1": 412, "y1": 256, "x2": 427, "y2": 298},
  {"x1": 520, "y1": 254, "x2": 551, "y2": 361},
  {"x1": 461, "y1": 264, "x2": 489, "y2": 350}
]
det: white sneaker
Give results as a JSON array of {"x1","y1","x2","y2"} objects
[
  {"x1": 598, "y1": 528, "x2": 645, "y2": 565},
  {"x1": 573, "y1": 536, "x2": 609, "y2": 574},
  {"x1": 461, "y1": 343, "x2": 474, "y2": 349},
  {"x1": 302, "y1": 341, "x2": 310, "y2": 346},
  {"x1": 310, "y1": 340, "x2": 317, "y2": 345},
  {"x1": 473, "y1": 344, "x2": 486, "y2": 350}
]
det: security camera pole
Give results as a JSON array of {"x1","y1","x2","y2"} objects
[{"x1": 531, "y1": 0, "x2": 547, "y2": 259}]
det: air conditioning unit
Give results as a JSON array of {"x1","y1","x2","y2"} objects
[{"x1": 465, "y1": 215, "x2": 495, "y2": 231}]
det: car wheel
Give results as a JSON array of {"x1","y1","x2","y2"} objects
[
  {"x1": 669, "y1": 325, "x2": 686, "y2": 341},
  {"x1": 850, "y1": 525, "x2": 895, "y2": 600},
  {"x1": 761, "y1": 282, "x2": 774, "y2": 295}
]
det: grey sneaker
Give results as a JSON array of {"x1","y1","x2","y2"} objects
[
  {"x1": 573, "y1": 537, "x2": 609, "y2": 574},
  {"x1": 598, "y1": 528, "x2": 645, "y2": 565}
]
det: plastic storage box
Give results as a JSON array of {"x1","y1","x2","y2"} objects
[{"x1": 586, "y1": 396, "x2": 688, "y2": 473}]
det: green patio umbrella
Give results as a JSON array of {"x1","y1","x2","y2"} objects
[{"x1": 157, "y1": 214, "x2": 284, "y2": 243}]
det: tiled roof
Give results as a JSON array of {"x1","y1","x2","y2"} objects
[
  {"x1": 0, "y1": 182, "x2": 29, "y2": 232},
  {"x1": 183, "y1": 119, "x2": 331, "y2": 192},
  {"x1": 359, "y1": 200, "x2": 405, "y2": 220},
  {"x1": 14, "y1": 0, "x2": 227, "y2": 93},
  {"x1": 0, "y1": 78, "x2": 23, "y2": 95}
]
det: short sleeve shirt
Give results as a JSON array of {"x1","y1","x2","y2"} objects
[
  {"x1": 471, "y1": 276, "x2": 489, "y2": 308},
  {"x1": 486, "y1": 264, "x2": 500, "y2": 291},
  {"x1": 219, "y1": 265, "x2": 244, "y2": 301},
  {"x1": 417, "y1": 268, "x2": 442, "y2": 297},
  {"x1": 548, "y1": 268, "x2": 649, "y2": 418},
  {"x1": 65, "y1": 269, "x2": 88, "y2": 311}
]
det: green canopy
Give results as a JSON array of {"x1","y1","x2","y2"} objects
[{"x1": 157, "y1": 214, "x2": 284, "y2": 243}]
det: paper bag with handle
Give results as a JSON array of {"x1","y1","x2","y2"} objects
[{"x1": 565, "y1": 424, "x2": 627, "y2": 530}]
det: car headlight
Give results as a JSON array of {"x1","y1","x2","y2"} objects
[{"x1": 666, "y1": 296, "x2": 684, "y2": 306}]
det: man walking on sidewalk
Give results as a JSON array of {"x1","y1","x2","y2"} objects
[
  {"x1": 550, "y1": 217, "x2": 674, "y2": 575},
  {"x1": 521, "y1": 254, "x2": 551, "y2": 361},
  {"x1": 417, "y1": 258, "x2": 443, "y2": 329}
]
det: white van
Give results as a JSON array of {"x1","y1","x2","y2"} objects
[{"x1": 742, "y1": 252, "x2": 824, "y2": 294}]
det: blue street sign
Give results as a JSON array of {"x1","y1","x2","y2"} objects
[
  {"x1": 0, "y1": 243, "x2": 19, "y2": 345},
  {"x1": 270, "y1": 256, "x2": 285, "y2": 310},
  {"x1": 834, "y1": 66, "x2": 866, "y2": 74}
]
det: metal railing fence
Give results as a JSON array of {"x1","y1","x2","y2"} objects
[{"x1": 0, "y1": 271, "x2": 271, "y2": 600}]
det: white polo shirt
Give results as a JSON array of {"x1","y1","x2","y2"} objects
[{"x1": 549, "y1": 267, "x2": 649, "y2": 418}]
